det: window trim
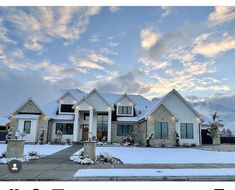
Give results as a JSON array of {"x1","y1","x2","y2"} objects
[
  {"x1": 116, "y1": 105, "x2": 133, "y2": 116},
  {"x1": 24, "y1": 121, "x2": 31, "y2": 134},
  {"x1": 180, "y1": 123, "x2": 194, "y2": 139},
  {"x1": 155, "y1": 122, "x2": 168, "y2": 139},
  {"x1": 59, "y1": 104, "x2": 74, "y2": 114}
]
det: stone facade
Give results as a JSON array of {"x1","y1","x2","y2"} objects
[
  {"x1": 111, "y1": 123, "x2": 139, "y2": 144},
  {"x1": 146, "y1": 104, "x2": 176, "y2": 147},
  {"x1": 37, "y1": 115, "x2": 49, "y2": 143}
]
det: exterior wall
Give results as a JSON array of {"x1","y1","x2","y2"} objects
[
  {"x1": 59, "y1": 94, "x2": 76, "y2": 114},
  {"x1": 117, "y1": 96, "x2": 134, "y2": 106},
  {"x1": 18, "y1": 100, "x2": 41, "y2": 114},
  {"x1": 136, "y1": 120, "x2": 147, "y2": 145},
  {"x1": 163, "y1": 93, "x2": 200, "y2": 145},
  {"x1": 147, "y1": 105, "x2": 176, "y2": 147},
  {"x1": 87, "y1": 92, "x2": 109, "y2": 112},
  {"x1": 37, "y1": 114, "x2": 48, "y2": 143},
  {"x1": 10, "y1": 100, "x2": 49, "y2": 143},
  {"x1": 18, "y1": 119, "x2": 38, "y2": 143}
]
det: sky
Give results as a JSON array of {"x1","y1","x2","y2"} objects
[{"x1": 0, "y1": 6, "x2": 235, "y2": 116}]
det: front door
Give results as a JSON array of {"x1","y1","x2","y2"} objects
[
  {"x1": 82, "y1": 124, "x2": 89, "y2": 141},
  {"x1": 201, "y1": 129, "x2": 213, "y2": 144}
]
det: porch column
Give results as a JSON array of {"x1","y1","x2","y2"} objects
[
  {"x1": 73, "y1": 107, "x2": 79, "y2": 142},
  {"x1": 89, "y1": 107, "x2": 93, "y2": 140},
  {"x1": 107, "y1": 108, "x2": 112, "y2": 142}
]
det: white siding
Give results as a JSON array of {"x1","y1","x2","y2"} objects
[
  {"x1": 87, "y1": 92, "x2": 109, "y2": 112},
  {"x1": 18, "y1": 119, "x2": 38, "y2": 143},
  {"x1": 163, "y1": 93, "x2": 200, "y2": 145},
  {"x1": 117, "y1": 96, "x2": 134, "y2": 106},
  {"x1": 78, "y1": 100, "x2": 91, "y2": 111},
  {"x1": 60, "y1": 94, "x2": 76, "y2": 104}
]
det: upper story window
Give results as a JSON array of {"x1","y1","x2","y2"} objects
[
  {"x1": 60, "y1": 104, "x2": 74, "y2": 113},
  {"x1": 24, "y1": 121, "x2": 31, "y2": 134},
  {"x1": 117, "y1": 106, "x2": 133, "y2": 116}
]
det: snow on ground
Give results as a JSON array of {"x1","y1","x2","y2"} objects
[
  {"x1": 74, "y1": 168, "x2": 235, "y2": 177},
  {"x1": 0, "y1": 144, "x2": 70, "y2": 164},
  {"x1": 80, "y1": 147, "x2": 235, "y2": 164}
]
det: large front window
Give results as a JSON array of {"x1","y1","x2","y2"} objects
[
  {"x1": 56, "y1": 123, "x2": 74, "y2": 135},
  {"x1": 117, "y1": 125, "x2": 134, "y2": 136},
  {"x1": 155, "y1": 122, "x2": 168, "y2": 139},
  {"x1": 180, "y1": 123, "x2": 193, "y2": 139},
  {"x1": 97, "y1": 114, "x2": 108, "y2": 141},
  {"x1": 60, "y1": 104, "x2": 74, "y2": 113},
  {"x1": 117, "y1": 106, "x2": 133, "y2": 115}
]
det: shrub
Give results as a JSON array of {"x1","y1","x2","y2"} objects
[
  {"x1": 1, "y1": 151, "x2": 6, "y2": 158},
  {"x1": 28, "y1": 151, "x2": 38, "y2": 157}
]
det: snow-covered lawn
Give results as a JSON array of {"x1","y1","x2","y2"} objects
[
  {"x1": 74, "y1": 168, "x2": 235, "y2": 177},
  {"x1": 0, "y1": 144, "x2": 70, "y2": 164},
  {"x1": 83, "y1": 147, "x2": 235, "y2": 164}
]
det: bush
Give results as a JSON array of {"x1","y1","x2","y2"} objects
[
  {"x1": 28, "y1": 151, "x2": 38, "y2": 157},
  {"x1": 1, "y1": 151, "x2": 6, "y2": 158}
]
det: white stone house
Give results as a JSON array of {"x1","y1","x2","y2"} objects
[{"x1": 9, "y1": 88, "x2": 205, "y2": 146}]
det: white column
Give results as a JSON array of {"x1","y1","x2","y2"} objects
[
  {"x1": 108, "y1": 108, "x2": 112, "y2": 142},
  {"x1": 73, "y1": 108, "x2": 79, "y2": 142},
  {"x1": 89, "y1": 107, "x2": 93, "y2": 140}
]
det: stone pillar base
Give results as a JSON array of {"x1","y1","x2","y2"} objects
[
  {"x1": 6, "y1": 139, "x2": 25, "y2": 158},
  {"x1": 84, "y1": 141, "x2": 96, "y2": 160}
]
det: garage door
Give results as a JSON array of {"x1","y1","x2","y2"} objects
[{"x1": 201, "y1": 129, "x2": 213, "y2": 144}]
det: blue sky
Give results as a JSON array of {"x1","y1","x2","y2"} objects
[{"x1": 0, "y1": 6, "x2": 235, "y2": 115}]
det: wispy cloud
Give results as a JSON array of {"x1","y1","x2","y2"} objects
[
  {"x1": 0, "y1": 19, "x2": 16, "y2": 44},
  {"x1": 161, "y1": 7, "x2": 172, "y2": 18},
  {"x1": 140, "y1": 28, "x2": 161, "y2": 50},
  {"x1": 4, "y1": 7, "x2": 102, "y2": 51},
  {"x1": 109, "y1": 6, "x2": 121, "y2": 13},
  {"x1": 208, "y1": 6, "x2": 235, "y2": 26}
]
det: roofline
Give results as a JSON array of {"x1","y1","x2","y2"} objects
[
  {"x1": 56, "y1": 89, "x2": 79, "y2": 103},
  {"x1": 73, "y1": 97, "x2": 96, "y2": 110},
  {"x1": 115, "y1": 93, "x2": 136, "y2": 105},
  {"x1": 144, "y1": 89, "x2": 202, "y2": 119},
  {"x1": 9, "y1": 97, "x2": 47, "y2": 117}
]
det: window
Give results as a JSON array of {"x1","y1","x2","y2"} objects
[
  {"x1": 180, "y1": 123, "x2": 193, "y2": 139},
  {"x1": 155, "y1": 122, "x2": 168, "y2": 139},
  {"x1": 56, "y1": 123, "x2": 74, "y2": 135},
  {"x1": 117, "y1": 106, "x2": 133, "y2": 115},
  {"x1": 24, "y1": 121, "x2": 31, "y2": 134},
  {"x1": 60, "y1": 104, "x2": 74, "y2": 113},
  {"x1": 117, "y1": 125, "x2": 134, "y2": 136},
  {"x1": 84, "y1": 113, "x2": 89, "y2": 120},
  {"x1": 97, "y1": 114, "x2": 108, "y2": 141}
]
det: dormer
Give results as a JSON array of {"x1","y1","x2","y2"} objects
[
  {"x1": 116, "y1": 93, "x2": 135, "y2": 117},
  {"x1": 57, "y1": 91, "x2": 78, "y2": 115}
]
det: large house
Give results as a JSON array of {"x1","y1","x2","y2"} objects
[{"x1": 9, "y1": 89, "x2": 205, "y2": 146}]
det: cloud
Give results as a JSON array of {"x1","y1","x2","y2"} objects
[
  {"x1": 193, "y1": 36, "x2": 235, "y2": 57},
  {"x1": 139, "y1": 57, "x2": 170, "y2": 69},
  {"x1": 89, "y1": 34, "x2": 100, "y2": 43},
  {"x1": 109, "y1": 6, "x2": 121, "y2": 13},
  {"x1": 0, "y1": 19, "x2": 16, "y2": 44},
  {"x1": 161, "y1": 7, "x2": 172, "y2": 18},
  {"x1": 140, "y1": 28, "x2": 161, "y2": 50},
  {"x1": 79, "y1": 60, "x2": 104, "y2": 70},
  {"x1": 88, "y1": 53, "x2": 113, "y2": 65},
  {"x1": 4, "y1": 7, "x2": 102, "y2": 51},
  {"x1": 208, "y1": 6, "x2": 235, "y2": 26}
]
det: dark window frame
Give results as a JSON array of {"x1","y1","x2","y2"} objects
[
  {"x1": 180, "y1": 123, "x2": 194, "y2": 139},
  {"x1": 55, "y1": 123, "x2": 74, "y2": 135},
  {"x1": 155, "y1": 122, "x2": 168, "y2": 139},
  {"x1": 117, "y1": 125, "x2": 134, "y2": 136},
  {"x1": 60, "y1": 104, "x2": 74, "y2": 113},
  {"x1": 117, "y1": 106, "x2": 133, "y2": 115},
  {"x1": 24, "y1": 121, "x2": 31, "y2": 134}
]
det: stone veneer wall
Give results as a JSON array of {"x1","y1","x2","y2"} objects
[
  {"x1": 111, "y1": 123, "x2": 139, "y2": 143},
  {"x1": 37, "y1": 114, "x2": 49, "y2": 143},
  {"x1": 147, "y1": 104, "x2": 176, "y2": 147}
]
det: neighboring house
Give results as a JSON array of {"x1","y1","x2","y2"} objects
[
  {"x1": 0, "y1": 117, "x2": 10, "y2": 141},
  {"x1": 9, "y1": 88, "x2": 205, "y2": 146}
]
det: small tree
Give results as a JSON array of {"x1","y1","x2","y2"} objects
[{"x1": 207, "y1": 112, "x2": 223, "y2": 149}]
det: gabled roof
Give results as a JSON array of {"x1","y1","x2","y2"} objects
[
  {"x1": 56, "y1": 89, "x2": 85, "y2": 103},
  {"x1": 74, "y1": 96, "x2": 96, "y2": 109},
  {"x1": 10, "y1": 97, "x2": 47, "y2": 117},
  {"x1": 144, "y1": 89, "x2": 202, "y2": 119},
  {"x1": 116, "y1": 93, "x2": 136, "y2": 105},
  {"x1": 85, "y1": 89, "x2": 113, "y2": 109}
]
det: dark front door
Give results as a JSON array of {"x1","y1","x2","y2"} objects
[
  {"x1": 201, "y1": 129, "x2": 213, "y2": 144},
  {"x1": 82, "y1": 125, "x2": 89, "y2": 141}
]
